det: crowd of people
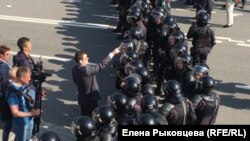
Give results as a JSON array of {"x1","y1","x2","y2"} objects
[
  {"x1": 70, "y1": 0, "x2": 221, "y2": 141},
  {"x1": 0, "y1": 0, "x2": 236, "y2": 140}
]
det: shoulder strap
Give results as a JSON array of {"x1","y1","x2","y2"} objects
[
  {"x1": 209, "y1": 93, "x2": 219, "y2": 124},
  {"x1": 181, "y1": 101, "x2": 187, "y2": 125}
]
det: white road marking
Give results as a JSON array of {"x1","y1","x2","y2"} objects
[
  {"x1": 175, "y1": 8, "x2": 190, "y2": 12},
  {"x1": 92, "y1": 14, "x2": 118, "y2": 19},
  {"x1": 216, "y1": 40, "x2": 223, "y2": 43},
  {"x1": 0, "y1": 15, "x2": 116, "y2": 29},
  {"x1": 10, "y1": 51, "x2": 71, "y2": 62},
  {"x1": 224, "y1": 13, "x2": 243, "y2": 17},
  {"x1": 228, "y1": 39, "x2": 245, "y2": 43},
  {"x1": 237, "y1": 43, "x2": 250, "y2": 48},
  {"x1": 6, "y1": 5, "x2": 12, "y2": 8},
  {"x1": 1, "y1": 15, "x2": 249, "y2": 48},
  {"x1": 235, "y1": 85, "x2": 250, "y2": 90},
  {"x1": 216, "y1": 36, "x2": 231, "y2": 40}
]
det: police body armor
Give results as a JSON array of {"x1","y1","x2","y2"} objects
[
  {"x1": 190, "y1": 26, "x2": 215, "y2": 49},
  {"x1": 192, "y1": 92, "x2": 219, "y2": 125},
  {"x1": 133, "y1": 40, "x2": 148, "y2": 60},
  {"x1": 148, "y1": 110, "x2": 168, "y2": 125},
  {"x1": 159, "y1": 94, "x2": 196, "y2": 125}
]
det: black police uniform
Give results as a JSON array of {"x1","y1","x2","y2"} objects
[
  {"x1": 192, "y1": 92, "x2": 220, "y2": 125},
  {"x1": 187, "y1": 23, "x2": 215, "y2": 65},
  {"x1": 191, "y1": 76, "x2": 220, "y2": 125},
  {"x1": 159, "y1": 80, "x2": 197, "y2": 125}
]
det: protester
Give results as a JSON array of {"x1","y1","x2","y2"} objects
[{"x1": 72, "y1": 46, "x2": 121, "y2": 116}]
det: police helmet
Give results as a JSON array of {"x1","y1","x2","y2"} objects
[
  {"x1": 71, "y1": 116, "x2": 96, "y2": 139},
  {"x1": 171, "y1": 43, "x2": 188, "y2": 58},
  {"x1": 129, "y1": 5, "x2": 141, "y2": 13},
  {"x1": 151, "y1": 9, "x2": 164, "y2": 20},
  {"x1": 198, "y1": 76, "x2": 215, "y2": 94},
  {"x1": 155, "y1": 0, "x2": 167, "y2": 8},
  {"x1": 141, "y1": 1, "x2": 150, "y2": 13},
  {"x1": 170, "y1": 30, "x2": 185, "y2": 44},
  {"x1": 135, "y1": 113, "x2": 157, "y2": 125},
  {"x1": 119, "y1": 51, "x2": 138, "y2": 65},
  {"x1": 141, "y1": 84, "x2": 155, "y2": 96},
  {"x1": 193, "y1": 64, "x2": 210, "y2": 78},
  {"x1": 142, "y1": 0, "x2": 151, "y2": 4},
  {"x1": 128, "y1": 27, "x2": 145, "y2": 40},
  {"x1": 108, "y1": 93, "x2": 129, "y2": 113},
  {"x1": 92, "y1": 105, "x2": 116, "y2": 126},
  {"x1": 121, "y1": 39, "x2": 135, "y2": 51},
  {"x1": 125, "y1": 60, "x2": 144, "y2": 75},
  {"x1": 141, "y1": 94, "x2": 158, "y2": 112},
  {"x1": 127, "y1": 10, "x2": 141, "y2": 24},
  {"x1": 122, "y1": 75, "x2": 142, "y2": 97},
  {"x1": 196, "y1": 10, "x2": 209, "y2": 26},
  {"x1": 161, "y1": 19, "x2": 179, "y2": 37},
  {"x1": 132, "y1": 67, "x2": 150, "y2": 84},
  {"x1": 163, "y1": 80, "x2": 182, "y2": 97},
  {"x1": 174, "y1": 53, "x2": 193, "y2": 70}
]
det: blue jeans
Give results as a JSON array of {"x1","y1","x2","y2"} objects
[
  {"x1": 12, "y1": 119, "x2": 34, "y2": 141},
  {"x1": 2, "y1": 120, "x2": 12, "y2": 141}
]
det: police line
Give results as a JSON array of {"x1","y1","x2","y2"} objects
[{"x1": 118, "y1": 125, "x2": 249, "y2": 140}]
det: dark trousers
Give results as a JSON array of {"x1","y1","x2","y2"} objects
[
  {"x1": 80, "y1": 101, "x2": 98, "y2": 117},
  {"x1": 192, "y1": 47, "x2": 211, "y2": 65},
  {"x1": 2, "y1": 120, "x2": 12, "y2": 141}
]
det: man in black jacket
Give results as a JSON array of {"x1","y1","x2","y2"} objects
[
  {"x1": 72, "y1": 47, "x2": 121, "y2": 116},
  {"x1": 13, "y1": 37, "x2": 35, "y2": 70}
]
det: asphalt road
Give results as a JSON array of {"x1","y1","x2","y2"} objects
[{"x1": 0, "y1": 0, "x2": 250, "y2": 140}]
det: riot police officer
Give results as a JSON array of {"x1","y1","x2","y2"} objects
[
  {"x1": 141, "y1": 94, "x2": 168, "y2": 125},
  {"x1": 159, "y1": 80, "x2": 197, "y2": 125},
  {"x1": 92, "y1": 105, "x2": 118, "y2": 141},
  {"x1": 127, "y1": 27, "x2": 148, "y2": 60},
  {"x1": 114, "y1": 50, "x2": 139, "y2": 89},
  {"x1": 71, "y1": 116, "x2": 99, "y2": 141},
  {"x1": 121, "y1": 74, "x2": 143, "y2": 114},
  {"x1": 124, "y1": 60, "x2": 144, "y2": 75},
  {"x1": 126, "y1": 9, "x2": 147, "y2": 39},
  {"x1": 140, "y1": 0, "x2": 152, "y2": 26},
  {"x1": 107, "y1": 93, "x2": 133, "y2": 125},
  {"x1": 184, "y1": 63, "x2": 210, "y2": 98},
  {"x1": 132, "y1": 67, "x2": 151, "y2": 86},
  {"x1": 172, "y1": 53, "x2": 193, "y2": 85},
  {"x1": 187, "y1": 10, "x2": 215, "y2": 65},
  {"x1": 191, "y1": 76, "x2": 220, "y2": 125}
]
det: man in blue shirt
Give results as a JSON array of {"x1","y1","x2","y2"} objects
[{"x1": 7, "y1": 66, "x2": 40, "y2": 141}]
